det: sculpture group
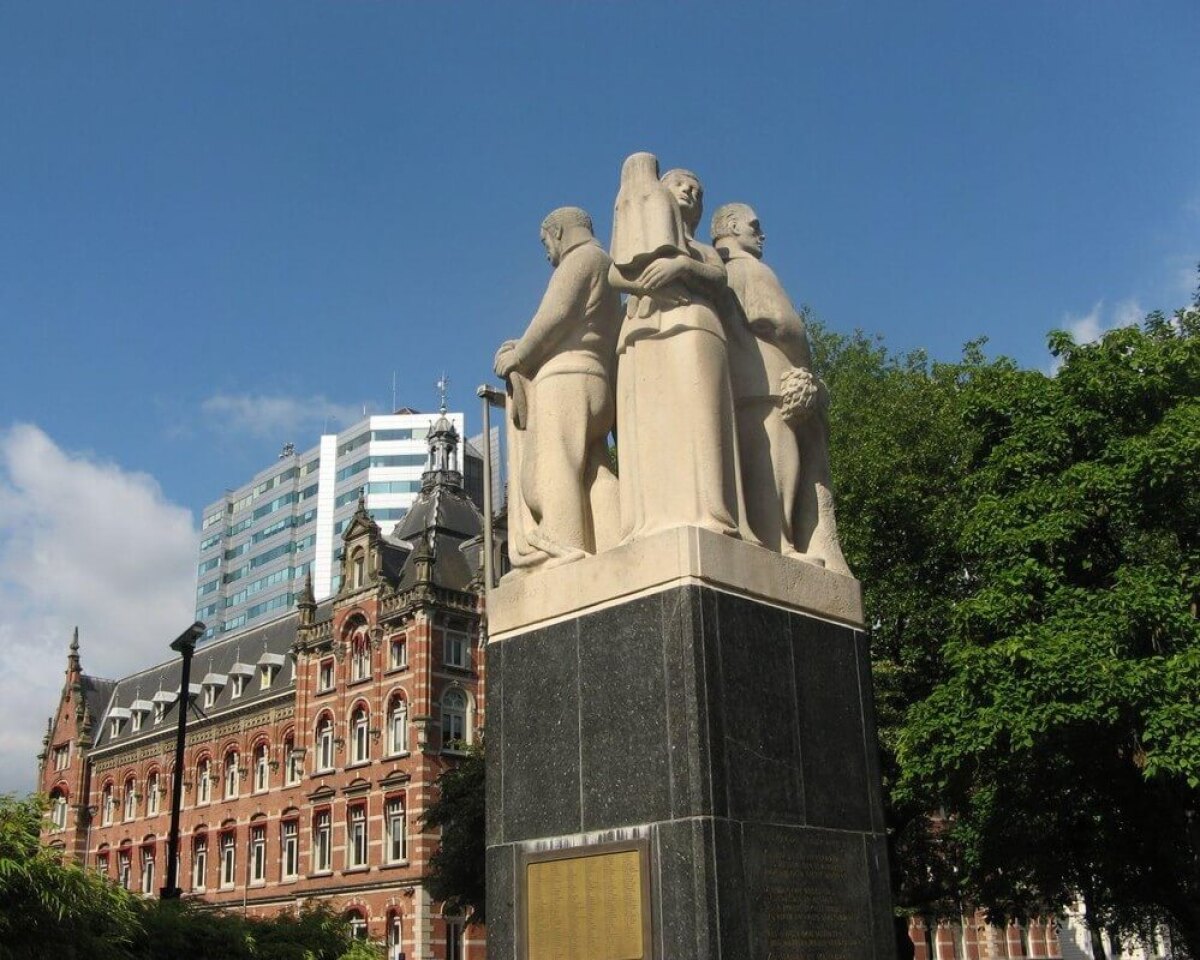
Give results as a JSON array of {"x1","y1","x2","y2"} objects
[{"x1": 495, "y1": 151, "x2": 850, "y2": 577}]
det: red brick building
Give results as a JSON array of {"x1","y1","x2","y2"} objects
[{"x1": 38, "y1": 415, "x2": 487, "y2": 960}]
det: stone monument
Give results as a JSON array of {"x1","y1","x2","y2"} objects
[{"x1": 486, "y1": 153, "x2": 895, "y2": 960}]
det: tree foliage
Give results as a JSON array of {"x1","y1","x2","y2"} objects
[
  {"x1": 0, "y1": 792, "x2": 380, "y2": 960},
  {"x1": 422, "y1": 743, "x2": 486, "y2": 924}
]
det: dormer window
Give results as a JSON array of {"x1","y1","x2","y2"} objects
[
  {"x1": 131, "y1": 712, "x2": 143, "y2": 732},
  {"x1": 200, "y1": 670, "x2": 227, "y2": 709},
  {"x1": 257, "y1": 651, "x2": 284, "y2": 689},
  {"x1": 230, "y1": 674, "x2": 246, "y2": 698},
  {"x1": 151, "y1": 688, "x2": 176, "y2": 724},
  {"x1": 260, "y1": 665, "x2": 275, "y2": 688},
  {"x1": 153, "y1": 702, "x2": 165, "y2": 723},
  {"x1": 203, "y1": 686, "x2": 217, "y2": 709}
]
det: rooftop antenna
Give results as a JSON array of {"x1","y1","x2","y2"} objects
[{"x1": 437, "y1": 372, "x2": 450, "y2": 414}]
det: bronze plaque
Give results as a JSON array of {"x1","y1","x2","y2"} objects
[{"x1": 521, "y1": 841, "x2": 651, "y2": 960}]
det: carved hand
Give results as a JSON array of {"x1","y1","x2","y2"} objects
[
  {"x1": 637, "y1": 255, "x2": 689, "y2": 290},
  {"x1": 493, "y1": 341, "x2": 521, "y2": 379}
]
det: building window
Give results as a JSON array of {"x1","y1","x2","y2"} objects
[
  {"x1": 230, "y1": 674, "x2": 246, "y2": 698},
  {"x1": 444, "y1": 631, "x2": 470, "y2": 670},
  {"x1": 351, "y1": 549, "x2": 366, "y2": 589},
  {"x1": 386, "y1": 797, "x2": 406, "y2": 863},
  {"x1": 387, "y1": 696, "x2": 408, "y2": 756},
  {"x1": 224, "y1": 752, "x2": 239, "y2": 799},
  {"x1": 347, "y1": 805, "x2": 368, "y2": 869},
  {"x1": 318, "y1": 659, "x2": 334, "y2": 692},
  {"x1": 250, "y1": 825, "x2": 266, "y2": 884},
  {"x1": 389, "y1": 635, "x2": 407, "y2": 670},
  {"x1": 153, "y1": 701, "x2": 165, "y2": 723},
  {"x1": 284, "y1": 736, "x2": 301, "y2": 785},
  {"x1": 351, "y1": 707, "x2": 370, "y2": 764},
  {"x1": 146, "y1": 773, "x2": 160, "y2": 816},
  {"x1": 446, "y1": 919, "x2": 464, "y2": 960},
  {"x1": 351, "y1": 633, "x2": 370, "y2": 682},
  {"x1": 53, "y1": 744, "x2": 70, "y2": 771},
  {"x1": 442, "y1": 690, "x2": 469, "y2": 751},
  {"x1": 110, "y1": 716, "x2": 122, "y2": 738},
  {"x1": 197, "y1": 759, "x2": 212, "y2": 804},
  {"x1": 282, "y1": 821, "x2": 299, "y2": 880},
  {"x1": 347, "y1": 910, "x2": 367, "y2": 941},
  {"x1": 48, "y1": 791, "x2": 68, "y2": 831},
  {"x1": 192, "y1": 836, "x2": 207, "y2": 891},
  {"x1": 388, "y1": 914, "x2": 403, "y2": 960},
  {"x1": 313, "y1": 811, "x2": 332, "y2": 873},
  {"x1": 203, "y1": 685, "x2": 217, "y2": 709},
  {"x1": 220, "y1": 833, "x2": 236, "y2": 888},
  {"x1": 316, "y1": 718, "x2": 334, "y2": 772},
  {"x1": 260, "y1": 664, "x2": 276, "y2": 689},
  {"x1": 95, "y1": 850, "x2": 109, "y2": 877},
  {"x1": 101, "y1": 783, "x2": 115, "y2": 825},
  {"x1": 253, "y1": 743, "x2": 269, "y2": 792},
  {"x1": 140, "y1": 846, "x2": 155, "y2": 896},
  {"x1": 118, "y1": 849, "x2": 132, "y2": 889},
  {"x1": 123, "y1": 778, "x2": 137, "y2": 821},
  {"x1": 132, "y1": 710, "x2": 143, "y2": 733}
]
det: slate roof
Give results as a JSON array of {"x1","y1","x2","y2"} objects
[
  {"x1": 387, "y1": 470, "x2": 483, "y2": 593},
  {"x1": 90, "y1": 598, "x2": 332, "y2": 753}
]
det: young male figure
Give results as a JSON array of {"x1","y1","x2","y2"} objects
[
  {"x1": 713, "y1": 203, "x2": 850, "y2": 574},
  {"x1": 494, "y1": 206, "x2": 621, "y2": 570}
]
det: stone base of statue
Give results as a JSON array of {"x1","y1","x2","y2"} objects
[{"x1": 485, "y1": 526, "x2": 896, "y2": 960}]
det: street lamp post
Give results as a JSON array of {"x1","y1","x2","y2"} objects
[
  {"x1": 477, "y1": 384, "x2": 506, "y2": 595},
  {"x1": 160, "y1": 621, "x2": 205, "y2": 900}
]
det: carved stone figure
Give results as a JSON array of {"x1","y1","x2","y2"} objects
[
  {"x1": 608, "y1": 153, "x2": 749, "y2": 543},
  {"x1": 494, "y1": 206, "x2": 621, "y2": 570},
  {"x1": 713, "y1": 202, "x2": 850, "y2": 574}
]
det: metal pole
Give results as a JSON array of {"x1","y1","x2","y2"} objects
[
  {"x1": 161, "y1": 621, "x2": 205, "y2": 900},
  {"x1": 476, "y1": 385, "x2": 506, "y2": 592}
]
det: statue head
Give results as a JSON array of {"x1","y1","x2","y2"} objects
[
  {"x1": 660, "y1": 169, "x2": 703, "y2": 233},
  {"x1": 711, "y1": 203, "x2": 765, "y2": 259},
  {"x1": 540, "y1": 206, "x2": 594, "y2": 266}
]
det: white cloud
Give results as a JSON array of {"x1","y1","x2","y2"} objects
[
  {"x1": 201, "y1": 393, "x2": 372, "y2": 440},
  {"x1": 1063, "y1": 298, "x2": 1144, "y2": 345},
  {"x1": 0, "y1": 425, "x2": 197, "y2": 794}
]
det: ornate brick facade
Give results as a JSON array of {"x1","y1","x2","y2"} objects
[{"x1": 38, "y1": 415, "x2": 488, "y2": 960}]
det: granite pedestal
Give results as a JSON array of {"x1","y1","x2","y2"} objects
[{"x1": 486, "y1": 527, "x2": 896, "y2": 960}]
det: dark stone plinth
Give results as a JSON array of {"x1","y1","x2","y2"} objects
[{"x1": 486, "y1": 584, "x2": 895, "y2": 960}]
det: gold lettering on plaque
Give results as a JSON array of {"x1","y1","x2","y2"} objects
[
  {"x1": 526, "y1": 849, "x2": 643, "y2": 960},
  {"x1": 763, "y1": 835, "x2": 866, "y2": 960}
]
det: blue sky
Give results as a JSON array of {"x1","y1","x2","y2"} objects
[{"x1": 0, "y1": 2, "x2": 1197, "y2": 789}]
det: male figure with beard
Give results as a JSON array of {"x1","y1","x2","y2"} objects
[
  {"x1": 494, "y1": 206, "x2": 621, "y2": 571},
  {"x1": 712, "y1": 202, "x2": 850, "y2": 574}
]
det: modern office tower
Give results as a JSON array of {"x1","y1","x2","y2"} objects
[{"x1": 195, "y1": 409, "x2": 479, "y2": 641}]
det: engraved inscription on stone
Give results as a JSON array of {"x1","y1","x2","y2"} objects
[
  {"x1": 526, "y1": 849, "x2": 644, "y2": 960},
  {"x1": 762, "y1": 833, "x2": 868, "y2": 960}
]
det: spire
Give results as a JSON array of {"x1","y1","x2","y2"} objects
[
  {"x1": 297, "y1": 572, "x2": 316, "y2": 627},
  {"x1": 422, "y1": 403, "x2": 462, "y2": 494},
  {"x1": 436, "y1": 372, "x2": 450, "y2": 414},
  {"x1": 67, "y1": 626, "x2": 81, "y2": 676}
]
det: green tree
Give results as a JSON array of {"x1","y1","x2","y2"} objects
[
  {"x1": 895, "y1": 303, "x2": 1200, "y2": 955},
  {"x1": 421, "y1": 743, "x2": 486, "y2": 923},
  {"x1": 0, "y1": 793, "x2": 141, "y2": 960}
]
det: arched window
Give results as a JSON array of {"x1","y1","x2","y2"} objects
[
  {"x1": 191, "y1": 833, "x2": 208, "y2": 892},
  {"x1": 388, "y1": 912, "x2": 403, "y2": 960},
  {"x1": 117, "y1": 844, "x2": 132, "y2": 889},
  {"x1": 140, "y1": 840, "x2": 156, "y2": 895},
  {"x1": 283, "y1": 732, "x2": 300, "y2": 785},
  {"x1": 316, "y1": 716, "x2": 334, "y2": 772},
  {"x1": 95, "y1": 844, "x2": 110, "y2": 877},
  {"x1": 101, "y1": 782, "x2": 115, "y2": 826},
  {"x1": 145, "y1": 771, "x2": 160, "y2": 816},
  {"x1": 346, "y1": 909, "x2": 368, "y2": 941},
  {"x1": 351, "y1": 706, "x2": 370, "y2": 764},
  {"x1": 196, "y1": 758, "x2": 212, "y2": 804},
  {"x1": 48, "y1": 789, "x2": 68, "y2": 830},
  {"x1": 441, "y1": 689, "x2": 469, "y2": 751},
  {"x1": 223, "y1": 751, "x2": 239, "y2": 799},
  {"x1": 253, "y1": 742, "x2": 270, "y2": 792},
  {"x1": 350, "y1": 629, "x2": 370, "y2": 682},
  {"x1": 387, "y1": 694, "x2": 408, "y2": 756},
  {"x1": 123, "y1": 777, "x2": 137, "y2": 821}
]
